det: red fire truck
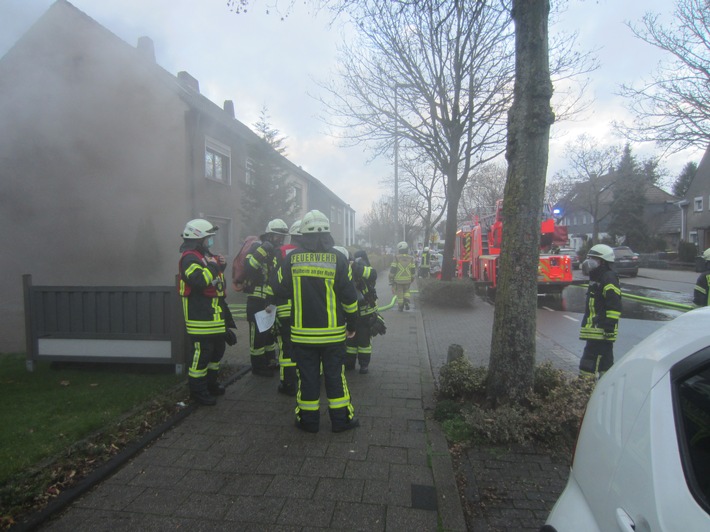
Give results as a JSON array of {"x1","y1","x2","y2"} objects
[{"x1": 455, "y1": 200, "x2": 573, "y2": 296}]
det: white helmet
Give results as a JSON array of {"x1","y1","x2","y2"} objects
[
  {"x1": 182, "y1": 219, "x2": 217, "y2": 239},
  {"x1": 424, "y1": 247, "x2": 429, "y2": 252},
  {"x1": 289, "y1": 220, "x2": 302, "y2": 235},
  {"x1": 265, "y1": 218, "x2": 289, "y2": 235},
  {"x1": 587, "y1": 244, "x2": 615, "y2": 263},
  {"x1": 702, "y1": 248, "x2": 710, "y2": 261},
  {"x1": 397, "y1": 241, "x2": 408, "y2": 253},
  {"x1": 301, "y1": 210, "x2": 330, "y2": 233},
  {"x1": 333, "y1": 246, "x2": 349, "y2": 260}
]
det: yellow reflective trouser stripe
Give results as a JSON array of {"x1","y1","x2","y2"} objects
[
  {"x1": 606, "y1": 310, "x2": 621, "y2": 320},
  {"x1": 188, "y1": 342, "x2": 207, "y2": 378},
  {"x1": 291, "y1": 329, "x2": 347, "y2": 344},
  {"x1": 208, "y1": 361, "x2": 220, "y2": 371},
  {"x1": 298, "y1": 398, "x2": 320, "y2": 411},
  {"x1": 249, "y1": 324, "x2": 266, "y2": 356},
  {"x1": 328, "y1": 368, "x2": 352, "y2": 410},
  {"x1": 346, "y1": 345, "x2": 358, "y2": 355}
]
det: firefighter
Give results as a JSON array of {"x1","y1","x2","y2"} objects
[
  {"x1": 344, "y1": 249, "x2": 378, "y2": 374},
  {"x1": 271, "y1": 210, "x2": 360, "y2": 433},
  {"x1": 578, "y1": 244, "x2": 622, "y2": 379},
  {"x1": 390, "y1": 241, "x2": 416, "y2": 311},
  {"x1": 419, "y1": 246, "x2": 431, "y2": 278},
  {"x1": 244, "y1": 218, "x2": 289, "y2": 377},
  {"x1": 178, "y1": 219, "x2": 237, "y2": 405},
  {"x1": 693, "y1": 248, "x2": 710, "y2": 306},
  {"x1": 273, "y1": 220, "x2": 302, "y2": 395}
]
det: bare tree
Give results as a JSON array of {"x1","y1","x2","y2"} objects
[
  {"x1": 486, "y1": 0, "x2": 555, "y2": 406},
  {"x1": 553, "y1": 134, "x2": 622, "y2": 244},
  {"x1": 616, "y1": 0, "x2": 710, "y2": 153},
  {"x1": 395, "y1": 156, "x2": 447, "y2": 246},
  {"x1": 361, "y1": 197, "x2": 394, "y2": 250},
  {"x1": 318, "y1": 0, "x2": 515, "y2": 280},
  {"x1": 458, "y1": 162, "x2": 507, "y2": 223}
]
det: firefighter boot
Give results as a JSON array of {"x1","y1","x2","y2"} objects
[
  {"x1": 404, "y1": 298, "x2": 410, "y2": 310},
  {"x1": 189, "y1": 377, "x2": 216, "y2": 406},
  {"x1": 206, "y1": 370, "x2": 225, "y2": 396}
]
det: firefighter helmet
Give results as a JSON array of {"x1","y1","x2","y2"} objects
[
  {"x1": 397, "y1": 241, "x2": 408, "y2": 253},
  {"x1": 289, "y1": 220, "x2": 302, "y2": 236},
  {"x1": 265, "y1": 218, "x2": 289, "y2": 235},
  {"x1": 703, "y1": 248, "x2": 710, "y2": 261},
  {"x1": 182, "y1": 219, "x2": 217, "y2": 240},
  {"x1": 587, "y1": 244, "x2": 615, "y2": 263},
  {"x1": 424, "y1": 247, "x2": 429, "y2": 252},
  {"x1": 333, "y1": 246, "x2": 349, "y2": 260},
  {"x1": 301, "y1": 210, "x2": 330, "y2": 233}
]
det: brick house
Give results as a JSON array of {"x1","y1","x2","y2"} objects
[
  {"x1": 0, "y1": 0, "x2": 354, "y2": 351},
  {"x1": 679, "y1": 145, "x2": 710, "y2": 251}
]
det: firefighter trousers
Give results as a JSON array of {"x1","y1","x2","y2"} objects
[
  {"x1": 392, "y1": 282, "x2": 411, "y2": 309},
  {"x1": 345, "y1": 316, "x2": 372, "y2": 370},
  {"x1": 246, "y1": 296, "x2": 277, "y2": 371},
  {"x1": 579, "y1": 339, "x2": 614, "y2": 378},
  {"x1": 187, "y1": 335, "x2": 226, "y2": 393},
  {"x1": 292, "y1": 343, "x2": 355, "y2": 432},
  {"x1": 276, "y1": 317, "x2": 297, "y2": 393}
]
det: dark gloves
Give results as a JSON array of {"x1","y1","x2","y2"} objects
[
  {"x1": 256, "y1": 241, "x2": 274, "y2": 261},
  {"x1": 225, "y1": 329, "x2": 237, "y2": 346},
  {"x1": 370, "y1": 313, "x2": 387, "y2": 337}
]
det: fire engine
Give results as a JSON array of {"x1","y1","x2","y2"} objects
[{"x1": 455, "y1": 200, "x2": 573, "y2": 296}]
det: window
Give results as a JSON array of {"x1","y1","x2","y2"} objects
[
  {"x1": 204, "y1": 137, "x2": 231, "y2": 184},
  {"x1": 245, "y1": 158, "x2": 255, "y2": 186},
  {"x1": 694, "y1": 197, "x2": 703, "y2": 212},
  {"x1": 201, "y1": 215, "x2": 231, "y2": 255},
  {"x1": 673, "y1": 353, "x2": 710, "y2": 514},
  {"x1": 291, "y1": 183, "x2": 303, "y2": 210}
]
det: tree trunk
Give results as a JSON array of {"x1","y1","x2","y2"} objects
[
  {"x1": 441, "y1": 173, "x2": 462, "y2": 281},
  {"x1": 487, "y1": 0, "x2": 554, "y2": 406}
]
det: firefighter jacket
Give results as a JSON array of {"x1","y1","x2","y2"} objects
[
  {"x1": 420, "y1": 252, "x2": 430, "y2": 270},
  {"x1": 178, "y1": 245, "x2": 234, "y2": 336},
  {"x1": 352, "y1": 260, "x2": 378, "y2": 317},
  {"x1": 389, "y1": 254, "x2": 416, "y2": 285},
  {"x1": 245, "y1": 240, "x2": 278, "y2": 300},
  {"x1": 274, "y1": 244, "x2": 298, "y2": 321},
  {"x1": 579, "y1": 266, "x2": 622, "y2": 342},
  {"x1": 272, "y1": 238, "x2": 358, "y2": 345},
  {"x1": 694, "y1": 270, "x2": 710, "y2": 306}
]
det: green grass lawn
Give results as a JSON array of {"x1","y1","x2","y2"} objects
[{"x1": 0, "y1": 353, "x2": 184, "y2": 486}]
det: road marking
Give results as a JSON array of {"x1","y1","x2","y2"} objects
[
  {"x1": 541, "y1": 306, "x2": 555, "y2": 312},
  {"x1": 563, "y1": 315, "x2": 579, "y2": 322}
]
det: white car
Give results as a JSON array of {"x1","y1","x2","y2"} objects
[{"x1": 544, "y1": 307, "x2": 710, "y2": 532}]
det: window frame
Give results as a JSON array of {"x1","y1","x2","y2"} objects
[
  {"x1": 694, "y1": 196, "x2": 703, "y2": 212},
  {"x1": 204, "y1": 137, "x2": 231, "y2": 185}
]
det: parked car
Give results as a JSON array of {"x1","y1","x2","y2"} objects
[
  {"x1": 613, "y1": 246, "x2": 639, "y2": 277},
  {"x1": 557, "y1": 248, "x2": 580, "y2": 270},
  {"x1": 543, "y1": 307, "x2": 710, "y2": 531}
]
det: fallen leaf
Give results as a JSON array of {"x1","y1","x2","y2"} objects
[{"x1": 59, "y1": 380, "x2": 70, "y2": 386}]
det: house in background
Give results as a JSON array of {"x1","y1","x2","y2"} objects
[
  {"x1": 0, "y1": 0, "x2": 354, "y2": 352},
  {"x1": 679, "y1": 145, "x2": 710, "y2": 251},
  {"x1": 556, "y1": 174, "x2": 678, "y2": 251}
]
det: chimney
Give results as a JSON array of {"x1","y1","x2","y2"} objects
[
  {"x1": 177, "y1": 71, "x2": 200, "y2": 93},
  {"x1": 136, "y1": 36, "x2": 155, "y2": 63},
  {"x1": 223, "y1": 100, "x2": 235, "y2": 118}
]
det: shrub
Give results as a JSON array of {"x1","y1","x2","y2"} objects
[
  {"x1": 437, "y1": 357, "x2": 487, "y2": 400},
  {"x1": 435, "y1": 359, "x2": 594, "y2": 452},
  {"x1": 418, "y1": 278, "x2": 476, "y2": 307}
]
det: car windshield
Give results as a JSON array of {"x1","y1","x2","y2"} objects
[{"x1": 614, "y1": 247, "x2": 635, "y2": 258}]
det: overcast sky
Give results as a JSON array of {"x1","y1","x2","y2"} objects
[{"x1": 2, "y1": 0, "x2": 704, "y2": 224}]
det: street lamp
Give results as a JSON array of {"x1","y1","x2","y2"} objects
[{"x1": 393, "y1": 83, "x2": 413, "y2": 252}]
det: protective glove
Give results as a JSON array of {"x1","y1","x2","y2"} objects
[
  {"x1": 225, "y1": 329, "x2": 237, "y2": 346},
  {"x1": 256, "y1": 241, "x2": 274, "y2": 260},
  {"x1": 370, "y1": 313, "x2": 387, "y2": 337}
]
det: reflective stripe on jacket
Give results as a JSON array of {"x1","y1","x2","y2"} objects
[
  {"x1": 389, "y1": 254, "x2": 416, "y2": 284},
  {"x1": 179, "y1": 249, "x2": 226, "y2": 335},
  {"x1": 273, "y1": 248, "x2": 358, "y2": 344},
  {"x1": 579, "y1": 268, "x2": 622, "y2": 341},
  {"x1": 694, "y1": 272, "x2": 710, "y2": 306}
]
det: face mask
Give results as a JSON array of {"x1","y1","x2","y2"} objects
[
  {"x1": 581, "y1": 257, "x2": 600, "y2": 276},
  {"x1": 206, "y1": 237, "x2": 214, "y2": 248}
]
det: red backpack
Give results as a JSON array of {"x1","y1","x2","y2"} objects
[{"x1": 231, "y1": 235, "x2": 259, "y2": 292}]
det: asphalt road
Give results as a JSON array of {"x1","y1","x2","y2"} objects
[{"x1": 536, "y1": 268, "x2": 699, "y2": 361}]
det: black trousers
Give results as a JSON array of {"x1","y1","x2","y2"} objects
[
  {"x1": 579, "y1": 339, "x2": 614, "y2": 376},
  {"x1": 246, "y1": 296, "x2": 277, "y2": 370},
  {"x1": 292, "y1": 342, "x2": 355, "y2": 431},
  {"x1": 187, "y1": 335, "x2": 225, "y2": 392}
]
